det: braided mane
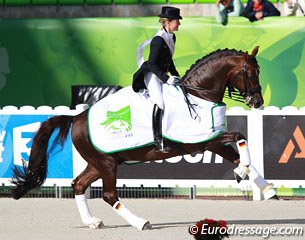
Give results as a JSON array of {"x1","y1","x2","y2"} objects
[{"x1": 182, "y1": 48, "x2": 246, "y2": 81}]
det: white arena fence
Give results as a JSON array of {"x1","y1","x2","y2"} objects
[{"x1": 0, "y1": 104, "x2": 305, "y2": 200}]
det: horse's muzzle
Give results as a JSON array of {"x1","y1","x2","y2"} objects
[{"x1": 245, "y1": 95, "x2": 264, "y2": 108}]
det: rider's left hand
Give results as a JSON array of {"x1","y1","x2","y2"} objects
[{"x1": 167, "y1": 76, "x2": 181, "y2": 85}]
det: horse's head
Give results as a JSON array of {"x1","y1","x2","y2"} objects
[
  {"x1": 229, "y1": 46, "x2": 263, "y2": 108},
  {"x1": 181, "y1": 47, "x2": 264, "y2": 108}
]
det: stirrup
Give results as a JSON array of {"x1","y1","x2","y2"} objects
[
  {"x1": 154, "y1": 141, "x2": 171, "y2": 153},
  {"x1": 233, "y1": 164, "x2": 250, "y2": 183}
]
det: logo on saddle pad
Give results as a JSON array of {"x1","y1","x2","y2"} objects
[{"x1": 100, "y1": 106, "x2": 132, "y2": 133}]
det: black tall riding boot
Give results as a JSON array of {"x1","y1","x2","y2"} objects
[{"x1": 152, "y1": 104, "x2": 171, "y2": 153}]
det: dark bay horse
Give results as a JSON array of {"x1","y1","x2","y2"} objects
[{"x1": 11, "y1": 46, "x2": 277, "y2": 230}]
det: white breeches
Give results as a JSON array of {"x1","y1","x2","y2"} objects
[{"x1": 144, "y1": 72, "x2": 164, "y2": 110}]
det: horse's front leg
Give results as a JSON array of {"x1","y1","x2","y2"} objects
[
  {"x1": 207, "y1": 132, "x2": 254, "y2": 179},
  {"x1": 72, "y1": 165, "x2": 104, "y2": 229},
  {"x1": 206, "y1": 132, "x2": 278, "y2": 200}
]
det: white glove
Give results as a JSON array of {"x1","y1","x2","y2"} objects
[{"x1": 167, "y1": 76, "x2": 181, "y2": 85}]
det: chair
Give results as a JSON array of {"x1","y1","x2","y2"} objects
[{"x1": 71, "y1": 85, "x2": 123, "y2": 108}]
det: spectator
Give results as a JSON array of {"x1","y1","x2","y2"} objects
[
  {"x1": 244, "y1": 0, "x2": 281, "y2": 22},
  {"x1": 283, "y1": 0, "x2": 305, "y2": 16},
  {"x1": 216, "y1": 0, "x2": 245, "y2": 25}
]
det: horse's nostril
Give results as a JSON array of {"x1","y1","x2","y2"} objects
[{"x1": 254, "y1": 101, "x2": 262, "y2": 108}]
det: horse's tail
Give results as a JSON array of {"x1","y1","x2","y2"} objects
[{"x1": 11, "y1": 115, "x2": 73, "y2": 200}]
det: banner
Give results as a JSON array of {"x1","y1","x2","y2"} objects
[
  {"x1": 0, "y1": 115, "x2": 73, "y2": 179},
  {"x1": 0, "y1": 17, "x2": 304, "y2": 108},
  {"x1": 263, "y1": 115, "x2": 305, "y2": 180}
]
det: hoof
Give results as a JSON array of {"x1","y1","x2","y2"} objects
[
  {"x1": 268, "y1": 195, "x2": 280, "y2": 200},
  {"x1": 142, "y1": 221, "x2": 152, "y2": 230},
  {"x1": 88, "y1": 217, "x2": 104, "y2": 229},
  {"x1": 263, "y1": 185, "x2": 278, "y2": 200},
  {"x1": 233, "y1": 164, "x2": 250, "y2": 183},
  {"x1": 234, "y1": 172, "x2": 242, "y2": 184}
]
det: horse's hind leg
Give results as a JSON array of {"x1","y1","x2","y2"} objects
[
  {"x1": 206, "y1": 132, "x2": 277, "y2": 200},
  {"x1": 101, "y1": 165, "x2": 151, "y2": 230},
  {"x1": 72, "y1": 110, "x2": 150, "y2": 230},
  {"x1": 72, "y1": 164, "x2": 104, "y2": 229}
]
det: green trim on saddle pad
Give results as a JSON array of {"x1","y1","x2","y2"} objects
[
  {"x1": 92, "y1": 141, "x2": 155, "y2": 154},
  {"x1": 164, "y1": 131, "x2": 224, "y2": 144},
  {"x1": 211, "y1": 102, "x2": 226, "y2": 130}
]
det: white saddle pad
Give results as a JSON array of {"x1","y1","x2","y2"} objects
[{"x1": 88, "y1": 85, "x2": 227, "y2": 153}]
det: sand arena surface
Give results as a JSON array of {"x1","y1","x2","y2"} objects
[{"x1": 0, "y1": 198, "x2": 304, "y2": 240}]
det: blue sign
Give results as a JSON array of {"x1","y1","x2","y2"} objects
[{"x1": 0, "y1": 115, "x2": 73, "y2": 179}]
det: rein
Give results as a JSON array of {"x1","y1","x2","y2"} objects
[
  {"x1": 177, "y1": 82, "x2": 244, "y2": 103},
  {"x1": 175, "y1": 82, "x2": 221, "y2": 93}
]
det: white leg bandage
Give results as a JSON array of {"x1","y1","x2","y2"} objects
[
  {"x1": 248, "y1": 166, "x2": 276, "y2": 200},
  {"x1": 248, "y1": 166, "x2": 268, "y2": 189},
  {"x1": 233, "y1": 139, "x2": 251, "y2": 181},
  {"x1": 236, "y1": 139, "x2": 251, "y2": 166},
  {"x1": 75, "y1": 194, "x2": 103, "y2": 228},
  {"x1": 113, "y1": 201, "x2": 149, "y2": 230}
]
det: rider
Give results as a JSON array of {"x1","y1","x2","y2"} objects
[{"x1": 132, "y1": 6, "x2": 182, "y2": 153}]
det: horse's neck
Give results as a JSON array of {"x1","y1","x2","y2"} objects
[
  {"x1": 182, "y1": 52, "x2": 244, "y2": 103},
  {"x1": 188, "y1": 88, "x2": 225, "y2": 104},
  {"x1": 184, "y1": 70, "x2": 227, "y2": 103}
]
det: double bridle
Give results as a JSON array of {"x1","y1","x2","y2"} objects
[{"x1": 230, "y1": 61, "x2": 261, "y2": 98}]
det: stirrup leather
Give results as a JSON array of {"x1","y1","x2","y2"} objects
[{"x1": 154, "y1": 140, "x2": 171, "y2": 153}]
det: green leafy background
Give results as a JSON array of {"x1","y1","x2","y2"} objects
[{"x1": 0, "y1": 17, "x2": 304, "y2": 108}]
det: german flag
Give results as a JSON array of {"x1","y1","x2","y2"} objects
[
  {"x1": 115, "y1": 202, "x2": 123, "y2": 210},
  {"x1": 238, "y1": 141, "x2": 247, "y2": 148}
]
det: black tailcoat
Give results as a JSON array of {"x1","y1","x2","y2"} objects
[{"x1": 132, "y1": 34, "x2": 179, "y2": 92}]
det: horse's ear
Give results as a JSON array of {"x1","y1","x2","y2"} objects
[
  {"x1": 244, "y1": 51, "x2": 249, "y2": 61},
  {"x1": 251, "y1": 46, "x2": 260, "y2": 57}
]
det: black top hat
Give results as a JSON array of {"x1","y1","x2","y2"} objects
[{"x1": 158, "y1": 6, "x2": 183, "y2": 20}]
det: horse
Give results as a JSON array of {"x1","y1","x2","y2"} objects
[{"x1": 11, "y1": 46, "x2": 278, "y2": 230}]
